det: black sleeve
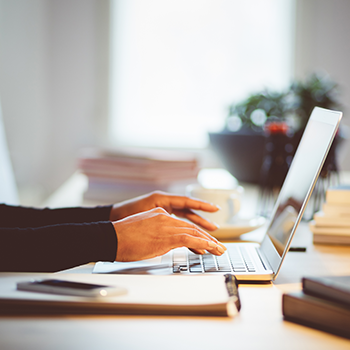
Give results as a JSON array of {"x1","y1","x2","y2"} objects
[
  {"x1": 0, "y1": 204, "x2": 113, "y2": 227},
  {"x1": 0, "y1": 221, "x2": 117, "y2": 272}
]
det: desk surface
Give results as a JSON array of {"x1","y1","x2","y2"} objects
[{"x1": 1, "y1": 173, "x2": 350, "y2": 349}]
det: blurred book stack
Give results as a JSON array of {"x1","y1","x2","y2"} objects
[
  {"x1": 78, "y1": 148, "x2": 199, "y2": 203},
  {"x1": 310, "y1": 185, "x2": 350, "y2": 245}
]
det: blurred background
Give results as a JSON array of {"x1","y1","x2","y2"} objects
[{"x1": 0, "y1": 0, "x2": 350, "y2": 205}]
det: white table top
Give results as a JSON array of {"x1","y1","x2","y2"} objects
[{"x1": 1, "y1": 172, "x2": 350, "y2": 349}]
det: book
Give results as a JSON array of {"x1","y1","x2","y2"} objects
[
  {"x1": 309, "y1": 221, "x2": 350, "y2": 235},
  {"x1": 326, "y1": 185, "x2": 350, "y2": 205},
  {"x1": 78, "y1": 147, "x2": 199, "y2": 184},
  {"x1": 313, "y1": 234, "x2": 350, "y2": 245},
  {"x1": 82, "y1": 177, "x2": 170, "y2": 203},
  {"x1": 282, "y1": 291, "x2": 350, "y2": 339},
  {"x1": 0, "y1": 273, "x2": 237, "y2": 317},
  {"x1": 78, "y1": 147, "x2": 200, "y2": 202},
  {"x1": 313, "y1": 212, "x2": 350, "y2": 227},
  {"x1": 309, "y1": 222, "x2": 350, "y2": 245},
  {"x1": 310, "y1": 185, "x2": 350, "y2": 245},
  {"x1": 323, "y1": 202, "x2": 350, "y2": 217},
  {"x1": 302, "y1": 275, "x2": 350, "y2": 307}
]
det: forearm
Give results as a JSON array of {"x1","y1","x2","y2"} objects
[
  {"x1": 0, "y1": 221, "x2": 117, "y2": 272},
  {"x1": 0, "y1": 204, "x2": 113, "y2": 228}
]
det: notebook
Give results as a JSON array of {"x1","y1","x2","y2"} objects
[
  {"x1": 93, "y1": 107, "x2": 342, "y2": 281},
  {"x1": 0, "y1": 273, "x2": 237, "y2": 317}
]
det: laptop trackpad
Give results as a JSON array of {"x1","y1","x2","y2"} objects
[{"x1": 92, "y1": 256, "x2": 171, "y2": 275}]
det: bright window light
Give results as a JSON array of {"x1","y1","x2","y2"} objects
[{"x1": 109, "y1": 0, "x2": 295, "y2": 148}]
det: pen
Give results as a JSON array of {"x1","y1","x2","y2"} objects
[
  {"x1": 224, "y1": 274, "x2": 241, "y2": 311},
  {"x1": 289, "y1": 247, "x2": 307, "y2": 252}
]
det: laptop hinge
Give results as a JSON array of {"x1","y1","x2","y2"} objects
[{"x1": 256, "y1": 247, "x2": 273, "y2": 273}]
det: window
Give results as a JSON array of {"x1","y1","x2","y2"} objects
[{"x1": 109, "y1": 0, "x2": 295, "y2": 148}]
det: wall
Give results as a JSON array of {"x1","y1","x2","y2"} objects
[
  {"x1": 294, "y1": 0, "x2": 350, "y2": 169},
  {"x1": 0, "y1": 0, "x2": 109, "y2": 204},
  {"x1": 0, "y1": 0, "x2": 350, "y2": 205}
]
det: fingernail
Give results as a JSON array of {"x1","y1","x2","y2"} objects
[
  {"x1": 219, "y1": 243, "x2": 226, "y2": 251},
  {"x1": 217, "y1": 246, "x2": 225, "y2": 254},
  {"x1": 208, "y1": 241, "x2": 218, "y2": 249},
  {"x1": 213, "y1": 222, "x2": 220, "y2": 229},
  {"x1": 208, "y1": 242, "x2": 225, "y2": 254}
]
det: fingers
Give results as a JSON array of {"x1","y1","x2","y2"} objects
[
  {"x1": 150, "y1": 208, "x2": 226, "y2": 251},
  {"x1": 166, "y1": 225, "x2": 226, "y2": 254},
  {"x1": 160, "y1": 214, "x2": 218, "y2": 241},
  {"x1": 155, "y1": 193, "x2": 221, "y2": 230},
  {"x1": 110, "y1": 191, "x2": 220, "y2": 222},
  {"x1": 113, "y1": 205, "x2": 226, "y2": 262},
  {"x1": 189, "y1": 248, "x2": 206, "y2": 255},
  {"x1": 168, "y1": 195, "x2": 220, "y2": 213},
  {"x1": 167, "y1": 232, "x2": 225, "y2": 256},
  {"x1": 172, "y1": 208, "x2": 219, "y2": 231},
  {"x1": 151, "y1": 192, "x2": 219, "y2": 213}
]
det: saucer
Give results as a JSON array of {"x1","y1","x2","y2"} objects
[{"x1": 209, "y1": 216, "x2": 266, "y2": 240}]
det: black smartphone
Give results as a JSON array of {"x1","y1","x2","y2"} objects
[{"x1": 17, "y1": 279, "x2": 127, "y2": 297}]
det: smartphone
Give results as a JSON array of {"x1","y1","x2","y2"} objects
[{"x1": 17, "y1": 279, "x2": 127, "y2": 298}]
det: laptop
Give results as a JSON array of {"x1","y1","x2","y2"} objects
[{"x1": 93, "y1": 107, "x2": 342, "y2": 281}]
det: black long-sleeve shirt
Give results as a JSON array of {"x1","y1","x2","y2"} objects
[{"x1": 0, "y1": 204, "x2": 117, "y2": 272}]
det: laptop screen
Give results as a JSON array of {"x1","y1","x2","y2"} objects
[{"x1": 261, "y1": 107, "x2": 342, "y2": 274}]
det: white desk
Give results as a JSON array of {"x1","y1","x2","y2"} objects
[{"x1": 1, "y1": 173, "x2": 350, "y2": 349}]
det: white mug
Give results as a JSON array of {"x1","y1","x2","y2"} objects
[{"x1": 186, "y1": 184, "x2": 243, "y2": 226}]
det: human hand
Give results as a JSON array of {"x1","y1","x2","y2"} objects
[
  {"x1": 110, "y1": 191, "x2": 220, "y2": 231},
  {"x1": 112, "y1": 207, "x2": 226, "y2": 262}
]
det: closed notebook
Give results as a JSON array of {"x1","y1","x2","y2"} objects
[
  {"x1": 0, "y1": 273, "x2": 237, "y2": 317},
  {"x1": 302, "y1": 275, "x2": 350, "y2": 306},
  {"x1": 282, "y1": 291, "x2": 350, "y2": 339},
  {"x1": 283, "y1": 275, "x2": 350, "y2": 339}
]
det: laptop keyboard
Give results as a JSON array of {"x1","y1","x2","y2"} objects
[{"x1": 172, "y1": 246, "x2": 257, "y2": 273}]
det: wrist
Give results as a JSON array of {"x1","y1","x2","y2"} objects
[{"x1": 110, "y1": 204, "x2": 122, "y2": 221}]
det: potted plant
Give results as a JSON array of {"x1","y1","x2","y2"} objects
[
  {"x1": 288, "y1": 72, "x2": 342, "y2": 131},
  {"x1": 288, "y1": 73, "x2": 343, "y2": 179},
  {"x1": 209, "y1": 73, "x2": 342, "y2": 184},
  {"x1": 209, "y1": 89, "x2": 290, "y2": 183}
]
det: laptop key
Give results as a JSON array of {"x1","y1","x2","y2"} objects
[
  {"x1": 233, "y1": 267, "x2": 247, "y2": 272},
  {"x1": 218, "y1": 266, "x2": 231, "y2": 272},
  {"x1": 189, "y1": 257, "x2": 201, "y2": 262},
  {"x1": 204, "y1": 268, "x2": 217, "y2": 273},
  {"x1": 232, "y1": 263, "x2": 245, "y2": 267},
  {"x1": 173, "y1": 265, "x2": 181, "y2": 273},
  {"x1": 173, "y1": 251, "x2": 188, "y2": 263},
  {"x1": 173, "y1": 264, "x2": 188, "y2": 272},
  {"x1": 190, "y1": 266, "x2": 203, "y2": 273}
]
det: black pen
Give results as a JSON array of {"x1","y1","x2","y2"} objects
[
  {"x1": 289, "y1": 247, "x2": 307, "y2": 252},
  {"x1": 224, "y1": 274, "x2": 241, "y2": 311}
]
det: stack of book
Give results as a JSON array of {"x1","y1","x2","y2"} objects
[
  {"x1": 78, "y1": 148, "x2": 199, "y2": 203},
  {"x1": 309, "y1": 185, "x2": 350, "y2": 245},
  {"x1": 282, "y1": 275, "x2": 350, "y2": 339}
]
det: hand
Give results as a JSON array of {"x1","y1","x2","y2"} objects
[
  {"x1": 110, "y1": 191, "x2": 220, "y2": 231},
  {"x1": 112, "y1": 207, "x2": 226, "y2": 262}
]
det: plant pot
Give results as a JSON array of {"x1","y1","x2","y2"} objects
[{"x1": 208, "y1": 131, "x2": 265, "y2": 184}]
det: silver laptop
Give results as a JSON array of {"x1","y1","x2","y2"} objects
[{"x1": 93, "y1": 107, "x2": 342, "y2": 281}]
